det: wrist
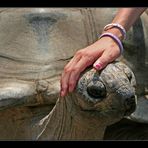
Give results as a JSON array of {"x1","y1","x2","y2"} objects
[
  {"x1": 102, "y1": 27, "x2": 124, "y2": 40},
  {"x1": 99, "y1": 32, "x2": 124, "y2": 54}
]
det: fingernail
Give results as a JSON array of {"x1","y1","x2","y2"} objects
[
  {"x1": 93, "y1": 63, "x2": 103, "y2": 70},
  {"x1": 60, "y1": 91, "x2": 65, "y2": 97}
]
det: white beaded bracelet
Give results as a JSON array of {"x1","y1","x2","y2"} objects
[{"x1": 103, "y1": 23, "x2": 126, "y2": 40}]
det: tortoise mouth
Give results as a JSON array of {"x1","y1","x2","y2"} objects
[
  {"x1": 123, "y1": 95, "x2": 136, "y2": 116},
  {"x1": 114, "y1": 85, "x2": 136, "y2": 116}
]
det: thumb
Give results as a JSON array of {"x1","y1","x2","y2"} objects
[
  {"x1": 93, "y1": 43, "x2": 121, "y2": 71},
  {"x1": 93, "y1": 58, "x2": 107, "y2": 70},
  {"x1": 93, "y1": 55, "x2": 111, "y2": 71}
]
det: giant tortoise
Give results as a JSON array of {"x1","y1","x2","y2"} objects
[{"x1": 0, "y1": 8, "x2": 147, "y2": 140}]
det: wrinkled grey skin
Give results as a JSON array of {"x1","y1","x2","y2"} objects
[
  {"x1": 36, "y1": 61, "x2": 137, "y2": 140},
  {"x1": 0, "y1": 8, "x2": 146, "y2": 140},
  {"x1": 76, "y1": 61, "x2": 136, "y2": 122}
]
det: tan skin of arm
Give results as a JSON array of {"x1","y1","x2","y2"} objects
[{"x1": 60, "y1": 8, "x2": 147, "y2": 97}]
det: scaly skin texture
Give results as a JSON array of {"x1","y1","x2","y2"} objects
[
  {"x1": 0, "y1": 8, "x2": 143, "y2": 140},
  {"x1": 0, "y1": 61, "x2": 137, "y2": 140},
  {"x1": 37, "y1": 61, "x2": 136, "y2": 140}
]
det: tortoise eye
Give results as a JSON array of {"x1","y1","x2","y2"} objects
[{"x1": 87, "y1": 81, "x2": 106, "y2": 100}]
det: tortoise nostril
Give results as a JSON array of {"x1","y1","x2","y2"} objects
[
  {"x1": 87, "y1": 81, "x2": 106, "y2": 100},
  {"x1": 124, "y1": 95, "x2": 136, "y2": 116}
]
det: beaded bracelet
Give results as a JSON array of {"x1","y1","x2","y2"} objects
[
  {"x1": 103, "y1": 23, "x2": 126, "y2": 40},
  {"x1": 99, "y1": 32, "x2": 124, "y2": 54}
]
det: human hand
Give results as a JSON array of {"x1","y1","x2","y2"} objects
[{"x1": 60, "y1": 36, "x2": 121, "y2": 97}]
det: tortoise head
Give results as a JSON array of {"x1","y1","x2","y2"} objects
[{"x1": 74, "y1": 61, "x2": 137, "y2": 125}]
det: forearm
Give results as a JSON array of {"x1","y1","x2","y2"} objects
[
  {"x1": 113, "y1": 8, "x2": 146, "y2": 31},
  {"x1": 103, "y1": 8, "x2": 147, "y2": 40}
]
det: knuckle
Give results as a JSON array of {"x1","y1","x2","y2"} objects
[
  {"x1": 76, "y1": 50, "x2": 83, "y2": 56},
  {"x1": 82, "y1": 52, "x2": 89, "y2": 58},
  {"x1": 64, "y1": 67, "x2": 79, "y2": 73},
  {"x1": 72, "y1": 67, "x2": 78, "y2": 72},
  {"x1": 83, "y1": 52, "x2": 93, "y2": 59},
  {"x1": 106, "y1": 52, "x2": 115, "y2": 61},
  {"x1": 64, "y1": 66, "x2": 71, "y2": 73}
]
